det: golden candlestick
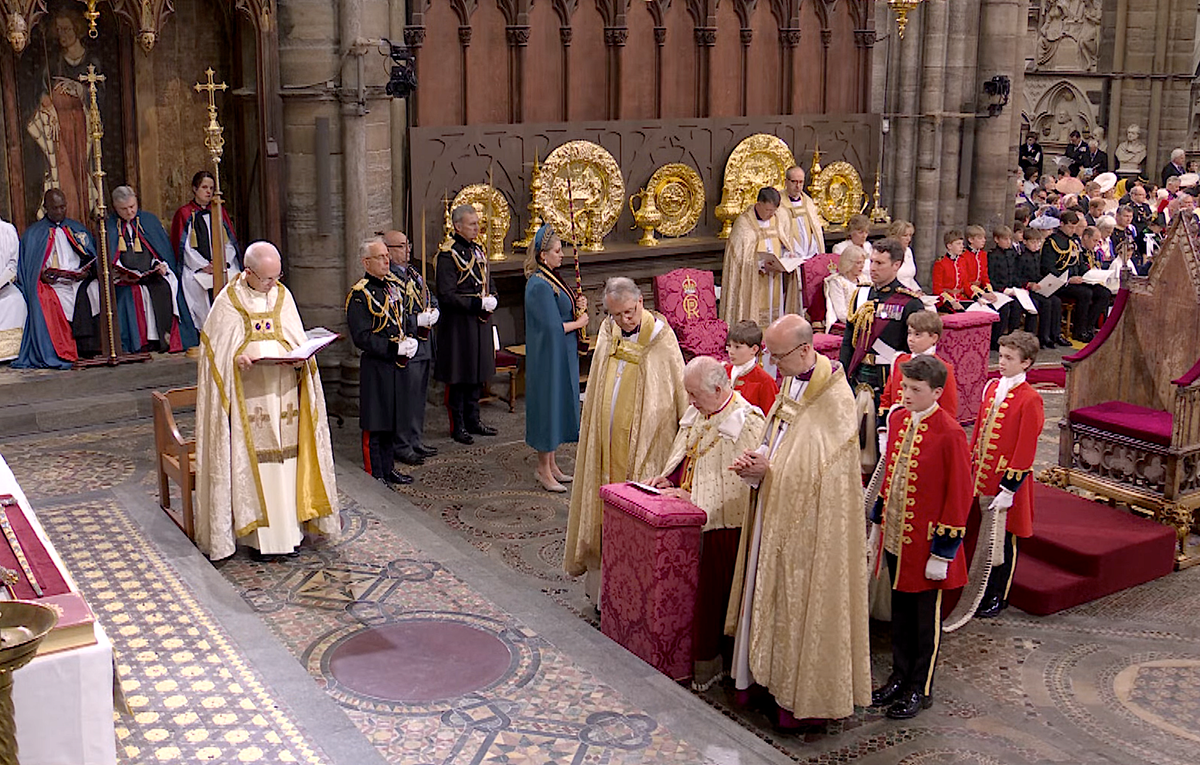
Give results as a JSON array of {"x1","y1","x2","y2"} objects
[
  {"x1": 513, "y1": 153, "x2": 544, "y2": 250},
  {"x1": 869, "y1": 161, "x2": 891, "y2": 225},
  {"x1": 439, "y1": 193, "x2": 455, "y2": 251},
  {"x1": 194, "y1": 68, "x2": 230, "y2": 296},
  {"x1": 888, "y1": 0, "x2": 925, "y2": 39}
]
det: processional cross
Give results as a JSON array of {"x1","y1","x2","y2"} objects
[{"x1": 194, "y1": 68, "x2": 231, "y2": 294}]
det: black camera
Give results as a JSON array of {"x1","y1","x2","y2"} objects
[{"x1": 381, "y1": 39, "x2": 417, "y2": 99}]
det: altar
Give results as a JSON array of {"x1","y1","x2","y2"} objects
[{"x1": 1, "y1": 453, "x2": 117, "y2": 765}]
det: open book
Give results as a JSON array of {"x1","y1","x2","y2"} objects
[
  {"x1": 43, "y1": 258, "x2": 96, "y2": 282},
  {"x1": 253, "y1": 327, "x2": 340, "y2": 364},
  {"x1": 760, "y1": 250, "x2": 803, "y2": 274}
]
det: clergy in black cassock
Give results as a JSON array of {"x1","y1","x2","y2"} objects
[{"x1": 434, "y1": 206, "x2": 497, "y2": 445}]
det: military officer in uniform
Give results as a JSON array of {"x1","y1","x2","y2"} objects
[
  {"x1": 346, "y1": 237, "x2": 419, "y2": 486},
  {"x1": 384, "y1": 229, "x2": 439, "y2": 464},
  {"x1": 839, "y1": 238, "x2": 924, "y2": 404},
  {"x1": 435, "y1": 205, "x2": 498, "y2": 445},
  {"x1": 1040, "y1": 210, "x2": 1103, "y2": 343}
]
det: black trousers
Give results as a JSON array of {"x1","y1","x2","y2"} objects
[
  {"x1": 1057, "y1": 284, "x2": 1094, "y2": 338},
  {"x1": 887, "y1": 552, "x2": 944, "y2": 696},
  {"x1": 366, "y1": 431, "x2": 396, "y2": 478},
  {"x1": 983, "y1": 532, "x2": 1019, "y2": 604},
  {"x1": 139, "y1": 274, "x2": 175, "y2": 351},
  {"x1": 395, "y1": 358, "x2": 431, "y2": 453},
  {"x1": 1028, "y1": 292, "x2": 1061, "y2": 344},
  {"x1": 990, "y1": 302, "x2": 1022, "y2": 346},
  {"x1": 1084, "y1": 285, "x2": 1112, "y2": 334},
  {"x1": 447, "y1": 382, "x2": 482, "y2": 431}
]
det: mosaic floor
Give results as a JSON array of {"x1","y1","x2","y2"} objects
[{"x1": 4, "y1": 357, "x2": 1200, "y2": 764}]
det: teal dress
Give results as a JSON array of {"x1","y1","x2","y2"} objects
[{"x1": 524, "y1": 267, "x2": 580, "y2": 452}]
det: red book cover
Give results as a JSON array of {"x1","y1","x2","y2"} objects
[{"x1": 35, "y1": 591, "x2": 98, "y2": 656}]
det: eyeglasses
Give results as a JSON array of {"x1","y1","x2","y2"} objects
[
  {"x1": 771, "y1": 341, "x2": 810, "y2": 361},
  {"x1": 246, "y1": 266, "x2": 280, "y2": 284},
  {"x1": 386, "y1": 243, "x2": 410, "y2": 250}
]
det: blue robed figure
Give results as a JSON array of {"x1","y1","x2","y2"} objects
[
  {"x1": 523, "y1": 225, "x2": 590, "y2": 492},
  {"x1": 106, "y1": 186, "x2": 197, "y2": 353},
  {"x1": 14, "y1": 189, "x2": 98, "y2": 369}
]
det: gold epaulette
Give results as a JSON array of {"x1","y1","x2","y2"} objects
[
  {"x1": 1048, "y1": 237, "x2": 1072, "y2": 255},
  {"x1": 344, "y1": 278, "x2": 370, "y2": 311},
  {"x1": 350, "y1": 278, "x2": 369, "y2": 291},
  {"x1": 897, "y1": 287, "x2": 921, "y2": 299}
]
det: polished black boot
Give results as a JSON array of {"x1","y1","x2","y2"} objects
[
  {"x1": 885, "y1": 689, "x2": 932, "y2": 719},
  {"x1": 871, "y1": 675, "x2": 905, "y2": 707},
  {"x1": 975, "y1": 592, "x2": 1004, "y2": 618}
]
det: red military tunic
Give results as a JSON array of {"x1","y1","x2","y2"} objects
[
  {"x1": 931, "y1": 255, "x2": 977, "y2": 309},
  {"x1": 968, "y1": 377, "x2": 1045, "y2": 538},
  {"x1": 875, "y1": 405, "x2": 973, "y2": 592},
  {"x1": 725, "y1": 360, "x2": 778, "y2": 415},
  {"x1": 879, "y1": 351, "x2": 961, "y2": 422},
  {"x1": 965, "y1": 247, "x2": 991, "y2": 294}
]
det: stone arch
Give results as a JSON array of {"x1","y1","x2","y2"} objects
[{"x1": 1030, "y1": 80, "x2": 1097, "y2": 145}]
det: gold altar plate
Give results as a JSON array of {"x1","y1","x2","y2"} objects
[
  {"x1": 647, "y1": 163, "x2": 705, "y2": 238},
  {"x1": 812, "y1": 161, "x2": 865, "y2": 226},
  {"x1": 536, "y1": 141, "x2": 625, "y2": 249},
  {"x1": 453, "y1": 184, "x2": 511, "y2": 259}
]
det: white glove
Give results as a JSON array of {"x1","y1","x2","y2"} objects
[
  {"x1": 989, "y1": 489, "x2": 1015, "y2": 512},
  {"x1": 396, "y1": 337, "x2": 419, "y2": 358},
  {"x1": 417, "y1": 309, "x2": 439, "y2": 328},
  {"x1": 481, "y1": 295, "x2": 498, "y2": 312},
  {"x1": 924, "y1": 556, "x2": 949, "y2": 581},
  {"x1": 867, "y1": 524, "x2": 881, "y2": 562},
  {"x1": 877, "y1": 428, "x2": 887, "y2": 458}
]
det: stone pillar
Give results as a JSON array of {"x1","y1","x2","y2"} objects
[
  {"x1": 967, "y1": 0, "x2": 1023, "y2": 230},
  {"x1": 937, "y1": 0, "x2": 979, "y2": 229},
  {"x1": 911, "y1": 0, "x2": 949, "y2": 286}
]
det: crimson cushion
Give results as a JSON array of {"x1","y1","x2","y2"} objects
[
  {"x1": 1068, "y1": 401, "x2": 1173, "y2": 447},
  {"x1": 678, "y1": 319, "x2": 729, "y2": 359}
]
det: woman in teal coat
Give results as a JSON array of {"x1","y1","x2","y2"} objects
[{"x1": 524, "y1": 225, "x2": 589, "y2": 491}]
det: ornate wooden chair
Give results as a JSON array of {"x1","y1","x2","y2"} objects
[
  {"x1": 1043, "y1": 216, "x2": 1200, "y2": 566},
  {"x1": 651, "y1": 268, "x2": 727, "y2": 360},
  {"x1": 152, "y1": 386, "x2": 198, "y2": 540}
]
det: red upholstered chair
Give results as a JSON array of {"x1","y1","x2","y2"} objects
[
  {"x1": 1045, "y1": 216, "x2": 1200, "y2": 566},
  {"x1": 652, "y1": 268, "x2": 728, "y2": 360},
  {"x1": 799, "y1": 252, "x2": 839, "y2": 330}
]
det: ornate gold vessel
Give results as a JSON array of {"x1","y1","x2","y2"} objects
[
  {"x1": 452, "y1": 184, "x2": 512, "y2": 261},
  {"x1": 646, "y1": 162, "x2": 704, "y2": 237},
  {"x1": 512, "y1": 155, "x2": 545, "y2": 251},
  {"x1": 536, "y1": 141, "x2": 625, "y2": 252},
  {"x1": 629, "y1": 189, "x2": 663, "y2": 247},
  {"x1": 812, "y1": 161, "x2": 866, "y2": 227},
  {"x1": 715, "y1": 133, "x2": 795, "y2": 239}
]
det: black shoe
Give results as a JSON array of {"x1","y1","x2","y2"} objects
[
  {"x1": 452, "y1": 429, "x2": 475, "y2": 445},
  {"x1": 249, "y1": 548, "x2": 297, "y2": 562},
  {"x1": 396, "y1": 451, "x2": 425, "y2": 466},
  {"x1": 885, "y1": 689, "x2": 932, "y2": 719},
  {"x1": 414, "y1": 444, "x2": 438, "y2": 457},
  {"x1": 871, "y1": 676, "x2": 905, "y2": 707},
  {"x1": 1054, "y1": 335, "x2": 1070, "y2": 346},
  {"x1": 1040, "y1": 337, "x2": 1056, "y2": 349},
  {"x1": 465, "y1": 422, "x2": 498, "y2": 436},
  {"x1": 385, "y1": 469, "x2": 414, "y2": 485},
  {"x1": 976, "y1": 593, "x2": 1004, "y2": 618}
]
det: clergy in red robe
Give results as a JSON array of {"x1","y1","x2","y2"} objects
[{"x1": 170, "y1": 170, "x2": 241, "y2": 334}]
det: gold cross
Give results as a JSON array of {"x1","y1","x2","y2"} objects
[
  {"x1": 194, "y1": 68, "x2": 227, "y2": 110},
  {"x1": 248, "y1": 406, "x2": 272, "y2": 427},
  {"x1": 280, "y1": 404, "x2": 301, "y2": 425},
  {"x1": 78, "y1": 64, "x2": 105, "y2": 88}
]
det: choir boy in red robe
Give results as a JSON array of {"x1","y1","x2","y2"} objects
[
  {"x1": 869, "y1": 355, "x2": 972, "y2": 720},
  {"x1": 931, "y1": 229, "x2": 975, "y2": 312},
  {"x1": 878, "y1": 310, "x2": 960, "y2": 426},
  {"x1": 968, "y1": 331, "x2": 1045, "y2": 618}
]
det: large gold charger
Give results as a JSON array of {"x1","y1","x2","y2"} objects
[
  {"x1": 535, "y1": 141, "x2": 625, "y2": 246},
  {"x1": 715, "y1": 134, "x2": 796, "y2": 238},
  {"x1": 646, "y1": 163, "x2": 704, "y2": 237},
  {"x1": 811, "y1": 161, "x2": 865, "y2": 227}
]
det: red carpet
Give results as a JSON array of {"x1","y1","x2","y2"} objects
[{"x1": 1007, "y1": 484, "x2": 1177, "y2": 615}]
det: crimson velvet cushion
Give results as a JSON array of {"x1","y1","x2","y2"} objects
[{"x1": 1068, "y1": 401, "x2": 1173, "y2": 447}]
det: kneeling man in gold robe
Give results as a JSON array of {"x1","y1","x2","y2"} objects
[
  {"x1": 728, "y1": 314, "x2": 872, "y2": 727},
  {"x1": 564, "y1": 277, "x2": 687, "y2": 602},
  {"x1": 720, "y1": 187, "x2": 799, "y2": 328},
  {"x1": 195, "y1": 241, "x2": 340, "y2": 560},
  {"x1": 650, "y1": 355, "x2": 766, "y2": 690}
]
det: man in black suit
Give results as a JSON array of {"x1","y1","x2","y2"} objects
[{"x1": 1161, "y1": 148, "x2": 1187, "y2": 187}]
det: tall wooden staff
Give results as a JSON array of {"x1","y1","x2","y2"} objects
[
  {"x1": 195, "y1": 69, "x2": 229, "y2": 296},
  {"x1": 565, "y1": 173, "x2": 589, "y2": 352},
  {"x1": 77, "y1": 65, "x2": 149, "y2": 367}
]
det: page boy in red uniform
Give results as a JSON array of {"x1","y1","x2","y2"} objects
[
  {"x1": 724, "y1": 319, "x2": 779, "y2": 414},
  {"x1": 879, "y1": 310, "x2": 961, "y2": 430},
  {"x1": 969, "y1": 330, "x2": 1045, "y2": 618},
  {"x1": 869, "y1": 355, "x2": 972, "y2": 719}
]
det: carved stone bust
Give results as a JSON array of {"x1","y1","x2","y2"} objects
[{"x1": 1116, "y1": 125, "x2": 1147, "y2": 173}]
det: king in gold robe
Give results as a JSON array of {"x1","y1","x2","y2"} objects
[
  {"x1": 727, "y1": 325, "x2": 872, "y2": 722},
  {"x1": 720, "y1": 201, "x2": 800, "y2": 328},
  {"x1": 195, "y1": 255, "x2": 339, "y2": 560},
  {"x1": 564, "y1": 285, "x2": 687, "y2": 591}
]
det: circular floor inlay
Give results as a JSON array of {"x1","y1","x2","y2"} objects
[{"x1": 327, "y1": 621, "x2": 512, "y2": 702}]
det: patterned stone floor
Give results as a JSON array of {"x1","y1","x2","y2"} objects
[{"x1": 4, "y1": 353, "x2": 1200, "y2": 764}]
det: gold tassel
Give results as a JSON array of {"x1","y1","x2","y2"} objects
[
  {"x1": 188, "y1": 222, "x2": 198, "y2": 249},
  {"x1": 117, "y1": 235, "x2": 127, "y2": 253}
]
